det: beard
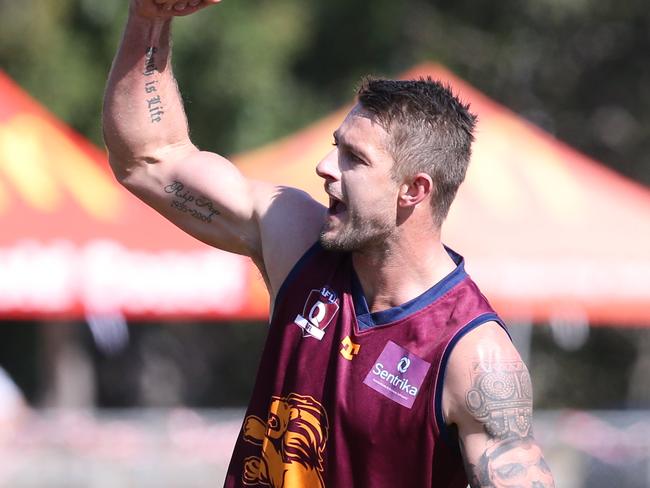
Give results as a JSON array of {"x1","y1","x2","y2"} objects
[{"x1": 319, "y1": 207, "x2": 393, "y2": 253}]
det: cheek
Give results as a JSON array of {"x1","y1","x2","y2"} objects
[
  {"x1": 357, "y1": 178, "x2": 394, "y2": 203},
  {"x1": 342, "y1": 172, "x2": 398, "y2": 216}
]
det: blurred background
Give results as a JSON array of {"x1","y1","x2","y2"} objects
[{"x1": 1, "y1": 0, "x2": 649, "y2": 486}]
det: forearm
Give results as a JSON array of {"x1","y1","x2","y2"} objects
[{"x1": 102, "y1": 11, "x2": 194, "y2": 180}]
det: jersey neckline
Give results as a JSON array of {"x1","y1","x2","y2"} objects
[{"x1": 352, "y1": 246, "x2": 468, "y2": 330}]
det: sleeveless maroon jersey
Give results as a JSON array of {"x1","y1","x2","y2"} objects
[{"x1": 224, "y1": 244, "x2": 505, "y2": 488}]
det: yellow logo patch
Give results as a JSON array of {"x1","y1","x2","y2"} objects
[{"x1": 340, "y1": 335, "x2": 360, "y2": 361}]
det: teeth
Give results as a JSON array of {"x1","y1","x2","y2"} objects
[{"x1": 327, "y1": 193, "x2": 346, "y2": 214}]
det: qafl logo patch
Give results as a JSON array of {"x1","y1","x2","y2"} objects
[{"x1": 294, "y1": 287, "x2": 339, "y2": 341}]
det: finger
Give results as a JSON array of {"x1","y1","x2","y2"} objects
[
  {"x1": 173, "y1": 2, "x2": 187, "y2": 11},
  {"x1": 188, "y1": 0, "x2": 201, "y2": 6}
]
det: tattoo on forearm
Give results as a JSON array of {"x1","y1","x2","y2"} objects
[
  {"x1": 462, "y1": 360, "x2": 555, "y2": 487},
  {"x1": 465, "y1": 437, "x2": 554, "y2": 488},
  {"x1": 466, "y1": 360, "x2": 533, "y2": 439},
  {"x1": 164, "y1": 181, "x2": 220, "y2": 223},
  {"x1": 144, "y1": 46, "x2": 157, "y2": 76},
  {"x1": 143, "y1": 47, "x2": 164, "y2": 123}
]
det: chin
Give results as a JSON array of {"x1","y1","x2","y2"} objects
[
  {"x1": 319, "y1": 229, "x2": 375, "y2": 253},
  {"x1": 319, "y1": 231, "x2": 344, "y2": 251},
  {"x1": 319, "y1": 215, "x2": 393, "y2": 253},
  {"x1": 319, "y1": 228, "x2": 352, "y2": 252}
]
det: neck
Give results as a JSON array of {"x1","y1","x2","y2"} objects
[{"x1": 351, "y1": 227, "x2": 456, "y2": 313}]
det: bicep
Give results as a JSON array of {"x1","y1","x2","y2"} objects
[
  {"x1": 442, "y1": 323, "x2": 555, "y2": 487},
  {"x1": 115, "y1": 147, "x2": 325, "y2": 297},
  {"x1": 117, "y1": 148, "x2": 264, "y2": 256}
]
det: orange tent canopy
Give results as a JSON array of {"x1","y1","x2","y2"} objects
[
  {"x1": 0, "y1": 71, "x2": 266, "y2": 320},
  {"x1": 235, "y1": 64, "x2": 650, "y2": 326},
  {"x1": 1, "y1": 65, "x2": 649, "y2": 325}
]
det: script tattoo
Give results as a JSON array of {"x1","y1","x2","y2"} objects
[
  {"x1": 463, "y1": 360, "x2": 555, "y2": 487},
  {"x1": 164, "y1": 181, "x2": 220, "y2": 223},
  {"x1": 143, "y1": 47, "x2": 164, "y2": 123}
]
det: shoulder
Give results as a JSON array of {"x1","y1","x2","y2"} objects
[
  {"x1": 441, "y1": 321, "x2": 524, "y2": 427},
  {"x1": 252, "y1": 182, "x2": 327, "y2": 301}
]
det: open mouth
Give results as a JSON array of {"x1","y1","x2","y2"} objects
[{"x1": 328, "y1": 196, "x2": 347, "y2": 216}]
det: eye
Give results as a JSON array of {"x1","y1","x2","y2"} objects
[
  {"x1": 348, "y1": 152, "x2": 365, "y2": 165},
  {"x1": 339, "y1": 148, "x2": 363, "y2": 164},
  {"x1": 332, "y1": 141, "x2": 367, "y2": 166}
]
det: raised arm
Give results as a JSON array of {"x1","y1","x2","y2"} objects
[
  {"x1": 102, "y1": 0, "x2": 324, "y2": 298},
  {"x1": 442, "y1": 323, "x2": 555, "y2": 487}
]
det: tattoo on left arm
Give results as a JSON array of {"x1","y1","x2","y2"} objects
[
  {"x1": 462, "y1": 360, "x2": 555, "y2": 487},
  {"x1": 164, "y1": 181, "x2": 221, "y2": 223},
  {"x1": 465, "y1": 360, "x2": 533, "y2": 440}
]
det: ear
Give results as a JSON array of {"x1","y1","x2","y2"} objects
[{"x1": 398, "y1": 173, "x2": 433, "y2": 208}]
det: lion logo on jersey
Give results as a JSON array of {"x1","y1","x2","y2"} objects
[{"x1": 241, "y1": 393, "x2": 329, "y2": 488}]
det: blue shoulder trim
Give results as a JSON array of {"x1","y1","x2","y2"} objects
[{"x1": 434, "y1": 313, "x2": 509, "y2": 444}]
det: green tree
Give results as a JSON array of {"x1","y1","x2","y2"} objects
[{"x1": 1, "y1": 0, "x2": 648, "y2": 183}]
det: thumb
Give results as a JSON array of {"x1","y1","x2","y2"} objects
[{"x1": 173, "y1": 0, "x2": 222, "y2": 15}]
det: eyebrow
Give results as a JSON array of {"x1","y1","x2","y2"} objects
[{"x1": 333, "y1": 130, "x2": 371, "y2": 163}]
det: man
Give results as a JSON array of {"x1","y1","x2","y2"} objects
[{"x1": 103, "y1": 1, "x2": 556, "y2": 487}]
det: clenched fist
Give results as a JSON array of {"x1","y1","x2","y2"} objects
[{"x1": 130, "y1": 0, "x2": 221, "y2": 19}]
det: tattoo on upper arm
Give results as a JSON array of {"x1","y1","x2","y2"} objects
[
  {"x1": 466, "y1": 360, "x2": 533, "y2": 439},
  {"x1": 144, "y1": 47, "x2": 164, "y2": 123},
  {"x1": 164, "y1": 181, "x2": 221, "y2": 223},
  {"x1": 462, "y1": 360, "x2": 555, "y2": 487}
]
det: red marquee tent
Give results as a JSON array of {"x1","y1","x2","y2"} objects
[
  {"x1": 1, "y1": 65, "x2": 649, "y2": 325},
  {"x1": 0, "y1": 70, "x2": 267, "y2": 320},
  {"x1": 235, "y1": 64, "x2": 650, "y2": 326}
]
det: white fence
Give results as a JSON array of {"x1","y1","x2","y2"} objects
[{"x1": 1, "y1": 409, "x2": 648, "y2": 487}]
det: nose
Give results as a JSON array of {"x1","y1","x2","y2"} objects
[{"x1": 316, "y1": 148, "x2": 340, "y2": 181}]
